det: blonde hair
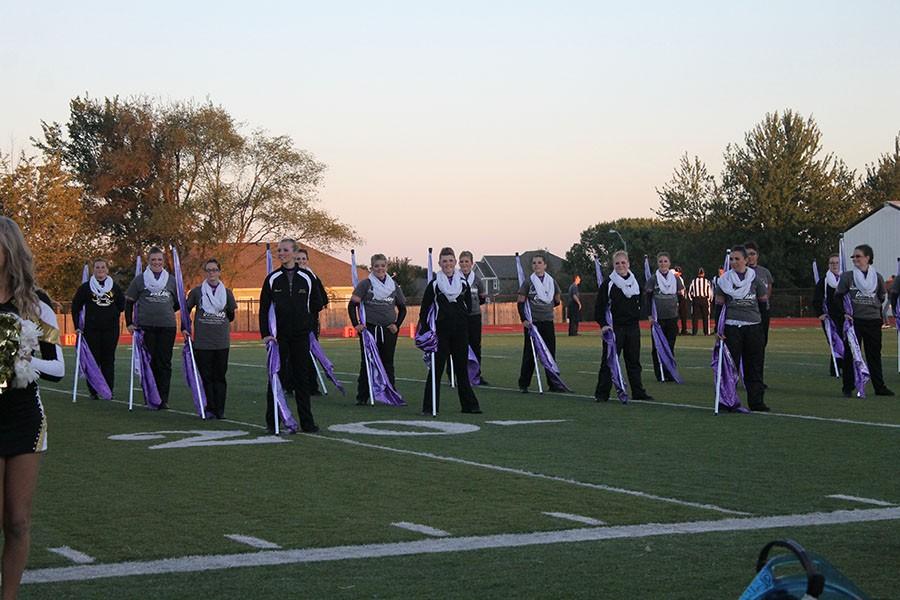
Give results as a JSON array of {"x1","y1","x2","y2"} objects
[
  {"x1": 611, "y1": 250, "x2": 629, "y2": 264},
  {"x1": 0, "y1": 217, "x2": 40, "y2": 320}
]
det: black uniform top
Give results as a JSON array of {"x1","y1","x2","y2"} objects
[
  {"x1": 308, "y1": 271, "x2": 329, "y2": 311},
  {"x1": 71, "y1": 280, "x2": 125, "y2": 331},
  {"x1": 811, "y1": 276, "x2": 842, "y2": 321},
  {"x1": 418, "y1": 276, "x2": 473, "y2": 330},
  {"x1": 595, "y1": 278, "x2": 643, "y2": 328},
  {"x1": 258, "y1": 266, "x2": 324, "y2": 339}
]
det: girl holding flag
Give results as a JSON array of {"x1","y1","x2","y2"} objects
[
  {"x1": 644, "y1": 252, "x2": 683, "y2": 382},
  {"x1": 419, "y1": 247, "x2": 481, "y2": 414},
  {"x1": 184, "y1": 258, "x2": 237, "y2": 419},
  {"x1": 125, "y1": 247, "x2": 179, "y2": 410},
  {"x1": 812, "y1": 254, "x2": 845, "y2": 377},
  {"x1": 836, "y1": 244, "x2": 894, "y2": 397},
  {"x1": 594, "y1": 251, "x2": 652, "y2": 402},
  {"x1": 517, "y1": 253, "x2": 565, "y2": 393},
  {"x1": 713, "y1": 246, "x2": 770, "y2": 412},
  {"x1": 459, "y1": 250, "x2": 488, "y2": 385},
  {"x1": 348, "y1": 254, "x2": 407, "y2": 405}
]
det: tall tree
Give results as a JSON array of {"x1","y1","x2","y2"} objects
[
  {"x1": 386, "y1": 256, "x2": 427, "y2": 298},
  {"x1": 858, "y1": 132, "x2": 900, "y2": 212},
  {"x1": 654, "y1": 153, "x2": 727, "y2": 225}
]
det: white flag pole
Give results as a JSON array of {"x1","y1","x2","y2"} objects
[
  {"x1": 311, "y1": 351, "x2": 328, "y2": 395},
  {"x1": 187, "y1": 336, "x2": 206, "y2": 420},
  {"x1": 449, "y1": 355, "x2": 456, "y2": 388},
  {"x1": 713, "y1": 249, "x2": 730, "y2": 415},
  {"x1": 72, "y1": 332, "x2": 83, "y2": 403},
  {"x1": 428, "y1": 248, "x2": 437, "y2": 416}
]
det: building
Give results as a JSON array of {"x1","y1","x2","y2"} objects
[
  {"x1": 843, "y1": 201, "x2": 900, "y2": 276},
  {"x1": 479, "y1": 251, "x2": 568, "y2": 296}
]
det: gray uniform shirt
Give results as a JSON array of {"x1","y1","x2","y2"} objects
[
  {"x1": 645, "y1": 271, "x2": 684, "y2": 320},
  {"x1": 518, "y1": 276, "x2": 561, "y2": 323},
  {"x1": 751, "y1": 265, "x2": 774, "y2": 308},
  {"x1": 186, "y1": 286, "x2": 237, "y2": 350},
  {"x1": 836, "y1": 270, "x2": 886, "y2": 321},
  {"x1": 126, "y1": 273, "x2": 179, "y2": 328},
  {"x1": 353, "y1": 278, "x2": 406, "y2": 327},
  {"x1": 715, "y1": 276, "x2": 767, "y2": 324},
  {"x1": 463, "y1": 271, "x2": 483, "y2": 317}
]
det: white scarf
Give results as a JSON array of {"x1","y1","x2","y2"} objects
[
  {"x1": 368, "y1": 272, "x2": 397, "y2": 301},
  {"x1": 824, "y1": 270, "x2": 840, "y2": 290},
  {"x1": 201, "y1": 280, "x2": 227, "y2": 314},
  {"x1": 462, "y1": 270, "x2": 476, "y2": 288},
  {"x1": 530, "y1": 272, "x2": 555, "y2": 304},
  {"x1": 852, "y1": 266, "x2": 878, "y2": 296},
  {"x1": 89, "y1": 276, "x2": 113, "y2": 296},
  {"x1": 143, "y1": 267, "x2": 169, "y2": 293},
  {"x1": 655, "y1": 269, "x2": 677, "y2": 295},
  {"x1": 609, "y1": 270, "x2": 640, "y2": 298},
  {"x1": 436, "y1": 270, "x2": 463, "y2": 303},
  {"x1": 717, "y1": 268, "x2": 755, "y2": 299}
]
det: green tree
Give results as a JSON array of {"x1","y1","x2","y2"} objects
[
  {"x1": 857, "y1": 132, "x2": 900, "y2": 212},
  {"x1": 654, "y1": 153, "x2": 727, "y2": 225},
  {"x1": 386, "y1": 256, "x2": 427, "y2": 298}
]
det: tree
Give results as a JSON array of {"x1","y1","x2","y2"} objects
[
  {"x1": 386, "y1": 257, "x2": 427, "y2": 298},
  {"x1": 858, "y1": 132, "x2": 900, "y2": 212},
  {"x1": 0, "y1": 155, "x2": 92, "y2": 300},
  {"x1": 654, "y1": 153, "x2": 727, "y2": 225}
]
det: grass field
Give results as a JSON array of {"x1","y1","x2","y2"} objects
[{"x1": 18, "y1": 327, "x2": 900, "y2": 599}]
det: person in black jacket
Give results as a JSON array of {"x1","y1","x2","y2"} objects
[
  {"x1": 260, "y1": 238, "x2": 324, "y2": 433},
  {"x1": 71, "y1": 258, "x2": 125, "y2": 398},
  {"x1": 811, "y1": 253, "x2": 844, "y2": 376},
  {"x1": 297, "y1": 247, "x2": 329, "y2": 396},
  {"x1": 594, "y1": 251, "x2": 652, "y2": 401},
  {"x1": 420, "y1": 247, "x2": 481, "y2": 414}
]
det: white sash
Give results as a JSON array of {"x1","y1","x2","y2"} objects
[
  {"x1": 368, "y1": 273, "x2": 397, "y2": 301},
  {"x1": 655, "y1": 270, "x2": 677, "y2": 295},
  {"x1": 201, "y1": 281, "x2": 227, "y2": 314},
  {"x1": 143, "y1": 267, "x2": 169, "y2": 293},
  {"x1": 89, "y1": 276, "x2": 113, "y2": 296},
  {"x1": 530, "y1": 272, "x2": 555, "y2": 304},
  {"x1": 609, "y1": 270, "x2": 640, "y2": 298},
  {"x1": 852, "y1": 267, "x2": 878, "y2": 296},
  {"x1": 717, "y1": 269, "x2": 755, "y2": 300},
  {"x1": 436, "y1": 271, "x2": 463, "y2": 302}
]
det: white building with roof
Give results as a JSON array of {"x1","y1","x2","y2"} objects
[{"x1": 843, "y1": 201, "x2": 900, "y2": 277}]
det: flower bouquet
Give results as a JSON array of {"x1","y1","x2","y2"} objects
[{"x1": 0, "y1": 312, "x2": 41, "y2": 393}]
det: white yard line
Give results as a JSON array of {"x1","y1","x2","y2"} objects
[
  {"x1": 485, "y1": 420, "x2": 568, "y2": 426},
  {"x1": 48, "y1": 547, "x2": 95, "y2": 564},
  {"x1": 542, "y1": 512, "x2": 605, "y2": 526},
  {"x1": 826, "y1": 494, "x2": 896, "y2": 507},
  {"x1": 24, "y1": 507, "x2": 900, "y2": 585},
  {"x1": 391, "y1": 522, "x2": 451, "y2": 537},
  {"x1": 224, "y1": 535, "x2": 282, "y2": 549}
]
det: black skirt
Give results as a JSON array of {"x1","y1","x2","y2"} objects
[{"x1": 0, "y1": 382, "x2": 47, "y2": 457}]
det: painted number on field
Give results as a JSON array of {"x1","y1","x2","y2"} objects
[
  {"x1": 328, "y1": 420, "x2": 480, "y2": 436},
  {"x1": 108, "y1": 430, "x2": 289, "y2": 450}
]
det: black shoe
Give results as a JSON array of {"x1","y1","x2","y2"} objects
[
  {"x1": 548, "y1": 386, "x2": 568, "y2": 393},
  {"x1": 301, "y1": 426, "x2": 320, "y2": 434},
  {"x1": 158, "y1": 402, "x2": 169, "y2": 410},
  {"x1": 89, "y1": 393, "x2": 99, "y2": 400},
  {"x1": 842, "y1": 389, "x2": 853, "y2": 398},
  {"x1": 632, "y1": 393, "x2": 654, "y2": 401},
  {"x1": 594, "y1": 395, "x2": 609, "y2": 402},
  {"x1": 310, "y1": 390, "x2": 322, "y2": 397},
  {"x1": 875, "y1": 388, "x2": 895, "y2": 396},
  {"x1": 478, "y1": 378, "x2": 490, "y2": 386},
  {"x1": 750, "y1": 404, "x2": 771, "y2": 412},
  {"x1": 355, "y1": 398, "x2": 368, "y2": 406},
  {"x1": 266, "y1": 427, "x2": 276, "y2": 435},
  {"x1": 462, "y1": 408, "x2": 483, "y2": 414},
  {"x1": 519, "y1": 387, "x2": 529, "y2": 393},
  {"x1": 763, "y1": 383, "x2": 769, "y2": 390}
]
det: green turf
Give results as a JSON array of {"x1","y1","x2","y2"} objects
[{"x1": 18, "y1": 327, "x2": 900, "y2": 598}]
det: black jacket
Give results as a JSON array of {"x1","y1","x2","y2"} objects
[
  {"x1": 419, "y1": 277, "x2": 472, "y2": 330},
  {"x1": 71, "y1": 280, "x2": 126, "y2": 331},
  {"x1": 811, "y1": 277, "x2": 842, "y2": 321},
  {"x1": 595, "y1": 279, "x2": 643, "y2": 328},
  {"x1": 259, "y1": 266, "x2": 324, "y2": 339}
]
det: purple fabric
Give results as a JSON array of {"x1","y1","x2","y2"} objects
[
  {"x1": 172, "y1": 246, "x2": 206, "y2": 417},
  {"x1": 360, "y1": 329, "x2": 406, "y2": 405},
  {"x1": 595, "y1": 260, "x2": 628, "y2": 403},
  {"x1": 813, "y1": 260, "x2": 845, "y2": 360},
  {"x1": 711, "y1": 336, "x2": 748, "y2": 412},
  {"x1": 467, "y1": 346, "x2": 481, "y2": 386},
  {"x1": 415, "y1": 304, "x2": 438, "y2": 357},
  {"x1": 132, "y1": 329, "x2": 162, "y2": 409},
  {"x1": 842, "y1": 295, "x2": 871, "y2": 397},
  {"x1": 267, "y1": 340, "x2": 299, "y2": 432},
  {"x1": 643, "y1": 257, "x2": 682, "y2": 383},
  {"x1": 78, "y1": 337, "x2": 112, "y2": 400},
  {"x1": 309, "y1": 332, "x2": 346, "y2": 394}
]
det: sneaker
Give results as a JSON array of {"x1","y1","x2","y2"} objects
[{"x1": 478, "y1": 378, "x2": 490, "y2": 386}]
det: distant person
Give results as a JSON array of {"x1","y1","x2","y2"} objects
[
  {"x1": 348, "y1": 253, "x2": 407, "y2": 404},
  {"x1": 567, "y1": 275, "x2": 582, "y2": 336},
  {"x1": 125, "y1": 246, "x2": 180, "y2": 409},
  {"x1": 836, "y1": 244, "x2": 893, "y2": 397},
  {"x1": 645, "y1": 252, "x2": 682, "y2": 382},
  {"x1": 711, "y1": 267, "x2": 726, "y2": 331},
  {"x1": 594, "y1": 250, "x2": 652, "y2": 401},
  {"x1": 812, "y1": 253, "x2": 844, "y2": 376},
  {"x1": 459, "y1": 251, "x2": 489, "y2": 384},
  {"x1": 688, "y1": 268, "x2": 712, "y2": 335},
  {"x1": 745, "y1": 241, "x2": 774, "y2": 384},
  {"x1": 517, "y1": 253, "x2": 565, "y2": 393},
  {"x1": 674, "y1": 266, "x2": 690, "y2": 334},
  {"x1": 296, "y1": 247, "x2": 329, "y2": 395},
  {"x1": 71, "y1": 257, "x2": 125, "y2": 398},
  {"x1": 185, "y1": 258, "x2": 237, "y2": 419}
]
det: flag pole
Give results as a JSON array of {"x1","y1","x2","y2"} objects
[
  {"x1": 311, "y1": 352, "x2": 328, "y2": 395},
  {"x1": 266, "y1": 243, "x2": 281, "y2": 434},
  {"x1": 644, "y1": 256, "x2": 664, "y2": 383},
  {"x1": 449, "y1": 356, "x2": 456, "y2": 388},
  {"x1": 714, "y1": 249, "x2": 730, "y2": 415},
  {"x1": 72, "y1": 332, "x2": 83, "y2": 402},
  {"x1": 428, "y1": 248, "x2": 437, "y2": 416},
  {"x1": 352, "y1": 249, "x2": 375, "y2": 406},
  {"x1": 129, "y1": 255, "x2": 141, "y2": 412},
  {"x1": 172, "y1": 245, "x2": 206, "y2": 420},
  {"x1": 187, "y1": 336, "x2": 206, "y2": 420}
]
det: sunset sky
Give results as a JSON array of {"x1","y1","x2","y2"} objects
[{"x1": 2, "y1": 0, "x2": 899, "y2": 266}]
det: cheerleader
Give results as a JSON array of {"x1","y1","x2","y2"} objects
[
  {"x1": 71, "y1": 258, "x2": 125, "y2": 398},
  {"x1": 517, "y1": 253, "x2": 565, "y2": 393},
  {"x1": 713, "y1": 246, "x2": 770, "y2": 411},
  {"x1": 645, "y1": 252, "x2": 683, "y2": 382},
  {"x1": 125, "y1": 247, "x2": 180, "y2": 409},
  {"x1": 348, "y1": 253, "x2": 407, "y2": 404},
  {"x1": 836, "y1": 244, "x2": 894, "y2": 397},
  {"x1": 419, "y1": 247, "x2": 481, "y2": 414},
  {"x1": 811, "y1": 254, "x2": 844, "y2": 376},
  {"x1": 594, "y1": 251, "x2": 652, "y2": 401},
  {"x1": 0, "y1": 216, "x2": 64, "y2": 599}
]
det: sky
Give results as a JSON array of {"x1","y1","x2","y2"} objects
[{"x1": 2, "y1": 0, "x2": 899, "y2": 266}]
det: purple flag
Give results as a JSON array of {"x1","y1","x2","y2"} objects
[
  {"x1": 842, "y1": 295, "x2": 871, "y2": 397},
  {"x1": 595, "y1": 260, "x2": 628, "y2": 403},
  {"x1": 309, "y1": 332, "x2": 345, "y2": 394},
  {"x1": 172, "y1": 246, "x2": 207, "y2": 417},
  {"x1": 264, "y1": 246, "x2": 300, "y2": 431},
  {"x1": 711, "y1": 250, "x2": 749, "y2": 413},
  {"x1": 467, "y1": 346, "x2": 481, "y2": 386},
  {"x1": 351, "y1": 249, "x2": 404, "y2": 405},
  {"x1": 517, "y1": 254, "x2": 571, "y2": 392},
  {"x1": 76, "y1": 264, "x2": 113, "y2": 400},
  {"x1": 643, "y1": 256, "x2": 683, "y2": 383},
  {"x1": 131, "y1": 256, "x2": 162, "y2": 409},
  {"x1": 813, "y1": 259, "x2": 845, "y2": 361}
]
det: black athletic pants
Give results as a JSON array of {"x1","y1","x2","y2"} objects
[
  {"x1": 142, "y1": 326, "x2": 176, "y2": 404},
  {"x1": 691, "y1": 299, "x2": 710, "y2": 335},
  {"x1": 595, "y1": 323, "x2": 647, "y2": 399},
  {"x1": 266, "y1": 334, "x2": 317, "y2": 431},
  {"x1": 567, "y1": 302, "x2": 580, "y2": 336},
  {"x1": 84, "y1": 326, "x2": 119, "y2": 397},
  {"x1": 724, "y1": 323, "x2": 766, "y2": 410},
  {"x1": 518, "y1": 320, "x2": 559, "y2": 390},
  {"x1": 422, "y1": 320, "x2": 480, "y2": 413},
  {"x1": 357, "y1": 324, "x2": 398, "y2": 401},
  {"x1": 843, "y1": 318, "x2": 888, "y2": 393},
  {"x1": 651, "y1": 318, "x2": 679, "y2": 381},
  {"x1": 195, "y1": 348, "x2": 229, "y2": 418}
]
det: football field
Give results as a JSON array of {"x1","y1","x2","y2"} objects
[{"x1": 21, "y1": 327, "x2": 900, "y2": 599}]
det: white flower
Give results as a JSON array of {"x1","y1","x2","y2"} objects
[{"x1": 13, "y1": 357, "x2": 39, "y2": 388}]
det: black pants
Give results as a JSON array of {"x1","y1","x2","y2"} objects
[
  {"x1": 195, "y1": 347, "x2": 229, "y2": 418},
  {"x1": 84, "y1": 326, "x2": 119, "y2": 397},
  {"x1": 678, "y1": 298, "x2": 690, "y2": 333},
  {"x1": 518, "y1": 320, "x2": 560, "y2": 390},
  {"x1": 843, "y1": 318, "x2": 888, "y2": 393},
  {"x1": 567, "y1": 302, "x2": 580, "y2": 336},
  {"x1": 141, "y1": 326, "x2": 176, "y2": 403},
  {"x1": 357, "y1": 324, "x2": 398, "y2": 401},
  {"x1": 422, "y1": 320, "x2": 480, "y2": 413},
  {"x1": 467, "y1": 314, "x2": 483, "y2": 378},
  {"x1": 595, "y1": 323, "x2": 647, "y2": 399},
  {"x1": 266, "y1": 334, "x2": 317, "y2": 431},
  {"x1": 759, "y1": 304, "x2": 771, "y2": 381},
  {"x1": 651, "y1": 318, "x2": 679, "y2": 381},
  {"x1": 820, "y1": 317, "x2": 845, "y2": 376},
  {"x1": 691, "y1": 299, "x2": 710, "y2": 335},
  {"x1": 724, "y1": 323, "x2": 766, "y2": 409}
]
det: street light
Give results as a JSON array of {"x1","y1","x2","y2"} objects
[{"x1": 608, "y1": 229, "x2": 627, "y2": 254}]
